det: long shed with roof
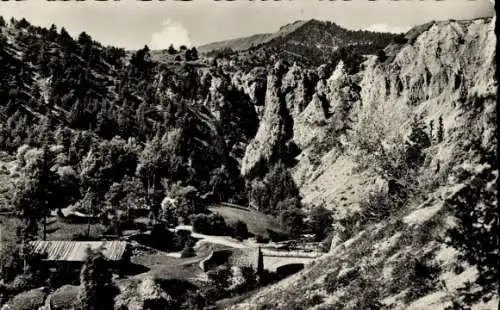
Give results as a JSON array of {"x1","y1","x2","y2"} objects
[{"x1": 30, "y1": 241, "x2": 131, "y2": 273}]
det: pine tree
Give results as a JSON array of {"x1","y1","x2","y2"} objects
[
  {"x1": 445, "y1": 161, "x2": 498, "y2": 305},
  {"x1": 437, "y1": 115, "x2": 444, "y2": 142},
  {"x1": 405, "y1": 115, "x2": 431, "y2": 170},
  {"x1": 75, "y1": 248, "x2": 116, "y2": 310},
  {"x1": 167, "y1": 44, "x2": 177, "y2": 55},
  {"x1": 429, "y1": 120, "x2": 434, "y2": 143}
]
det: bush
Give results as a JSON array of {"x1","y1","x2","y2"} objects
[
  {"x1": 389, "y1": 254, "x2": 441, "y2": 303},
  {"x1": 205, "y1": 265, "x2": 233, "y2": 301},
  {"x1": 190, "y1": 213, "x2": 230, "y2": 236},
  {"x1": 279, "y1": 205, "x2": 305, "y2": 238},
  {"x1": 255, "y1": 235, "x2": 269, "y2": 244},
  {"x1": 358, "y1": 190, "x2": 394, "y2": 225},
  {"x1": 3, "y1": 287, "x2": 48, "y2": 310},
  {"x1": 234, "y1": 220, "x2": 249, "y2": 240},
  {"x1": 257, "y1": 269, "x2": 280, "y2": 286},
  {"x1": 149, "y1": 223, "x2": 174, "y2": 250},
  {"x1": 309, "y1": 205, "x2": 333, "y2": 241},
  {"x1": 237, "y1": 266, "x2": 257, "y2": 293},
  {"x1": 377, "y1": 49, "x2": 387, "y2": 62},
  {"x1": 174, "y1": 230, "x2": 194, "y2": 250},
  {"x1": 180, "y1": 245, "x2": 196, "y2": 258},
  {"x1": 445, "y1": 160, "x2": 498, "y2": 306},
  {"x1": 141, "y1": 224, "x2": 192, "y2": 252},
  {"x1": 248, "y1": 162, "x2": 301, "y2": 216},
  {"x1": 301, "y1": 294, "x2": 324, "y2": 308},
  {"x1": 324, "y1": 267, "x2": 360, "y2": 294},
  {"x1": 267, "y1": 230, "x2": 288, "y2": 243}
]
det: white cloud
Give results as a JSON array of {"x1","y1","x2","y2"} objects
[
  {"x1": 150, "y1": 19, "x2": 192, "y2": 50},
  {"x1": 364, "y1": 23, "x2": 412, "y2": 34}
]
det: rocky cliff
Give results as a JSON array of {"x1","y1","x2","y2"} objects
[{"x1": 230, "y1": 17, "x2": 497, "y2": 310}]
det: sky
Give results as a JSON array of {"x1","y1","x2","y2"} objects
[{"x1": 0, "y1": 0, "x2": 495, "y2": 50}]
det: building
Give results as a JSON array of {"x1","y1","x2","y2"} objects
[{"x1": 30, "y1": 241, "x2": 131, "y2": 274}]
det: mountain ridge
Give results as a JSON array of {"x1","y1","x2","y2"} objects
[{"x1": 197, "y1": 19, "x2": 400, "y2": 67}]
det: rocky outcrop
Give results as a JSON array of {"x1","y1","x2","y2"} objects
[
  {"x1": 281, "y1": 63, "x2": 317, "y2": 116},
  {"x1": 230, "y1": 17, "x2": 497, "y2": 310},
  {"x1": 293, "y1": 60, "x2": 360, "y2": 149},
  {"x1": 240, "y1": 67, "x2": 268, "y2": 108},
  {"x1": 241, "y1": 61, "x2": 294, "y2": 177}
]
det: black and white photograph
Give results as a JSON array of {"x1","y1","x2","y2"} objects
[{"x1": 0, "y1": 0, "x2": 497, "y2": 309}]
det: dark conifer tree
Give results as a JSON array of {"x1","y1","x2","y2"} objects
[
  {"x1": 75, "y1": 248, "x2": 116, "y2": 310},
  {"x1": 437, "y1": 115, "x2": 444, "y2": 143}
]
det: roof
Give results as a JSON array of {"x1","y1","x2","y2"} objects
[{"x1": 30, "y1": 241, "x2": 128, "y2": 262}]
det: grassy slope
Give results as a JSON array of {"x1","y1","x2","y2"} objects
[
  {"x1": 228, "y1": 183, "x2": 496, "y2": 310},
  {"x1": 197, "y1": 21, "x2": 309, "y2": 53},
  {"x1": 208, "y1": 205, "x2": 286, "y2": 238}
]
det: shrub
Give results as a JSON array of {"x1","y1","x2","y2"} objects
[
  {"x1": 180, "y1": 289, "x2": 206, "y2": 309},
  {"x1": 174, "y1": 230, "x2": 194, "y2": 251},
  {"x1": 358, "y1": 190, "x2": 394, "y2": 225},
  {"x1": 234, "y1": 220, "x2": 249, "y2": 240},
  {"x1": 248, "y1": 162, "x2": 301, "y2": 216},
  {"x1": 75, "y1": 248, "x2": 118, "y2": 310},
  {"x1": 204, "y1": 265, "x2": 233, "y2": 301},
  {"x1": 405, "y1": 259, "x2": 441, "y2": 303},
  {"x1": 267, "y1": 229, "x2": 288, "y2": 243},
  {"x1": 190, "y1": 213, "x2": 230, "y2": 236},
  {"x1": 445, "y1": 160, "x2": 498, "y2": 306},
  {"x1": 301, "y1": 294, "x2": 324, "y2": 308},
  {"x1": 180, "y1": 245, "x2": 196, "y2": 258},
  {"x1": 279, "y1": 206, "x2": 305, "y2": 238},
  {"x1": 255, "y1": 235, "x2": 269, "y2": 244},
  {"x1": 137, "y1": 224, "x2": 192, "y2": 252},
  {"x1": 377, "y1": 49, "x2": 387, "y2": 62},
  {"x1": 320, "y1": 232, "x2": 334, "y2": 252},
  {"x1": 324, "y1": 267, "x2": 360, "y2": 294},
  {"x1": 388, "y1": 253, "x2": 442, "y2": 303},
  {"x1": 257, "y1": 270, "x2": 280, "y2": 287},
  {"x1": 239, "y1": 266, "x2": 257, "y2": 292},
  {"x1": 167, "y1": 44, "x2": 177, "y2": 55},
  {"x1": 150, "y1": 223, "x2": 174, "y2": 250},
  {"x1": 309, "y1": 205, "x2": 333, "y2": 241}
]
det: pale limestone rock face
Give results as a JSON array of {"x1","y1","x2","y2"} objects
[
  {"x1": 229, "y1": 18, "x2": 496, "y2": 310},
  {"x1": 241, "y1": 67, "x2": 268, "y2": 107},
  {"x1": 281, "y1": 63, "x2": 318, "y2": 117},
  {"x1": 293, "y1": 94, "x2": 328, "y2": 149},
  {"x1": 240, "y1": 62, "x2": 292, "y2": 176},
  {"x1": 281, "y1": 63, "x2": 306, "y2": 116},
  {"x1": 293, "y1": 60, "x2": 359, "y2": 149}
]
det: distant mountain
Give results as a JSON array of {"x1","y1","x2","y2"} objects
[
  {"x1": 197, "y1": 20, "x2": 310, "y2": 52},
  {"x1": 198, "y1": 19, "x2": 402, "y2": 66}
]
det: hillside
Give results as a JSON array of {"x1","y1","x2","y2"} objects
[
  {"x1": 229, "y1": 17, "x2": 497, "y2": 310},
  {"x1": 0, "y1": 14, "x2": 497, "y2": 310},
  {"x1": 198, "y1": 19, "x2": 401, "y2": 67}
]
